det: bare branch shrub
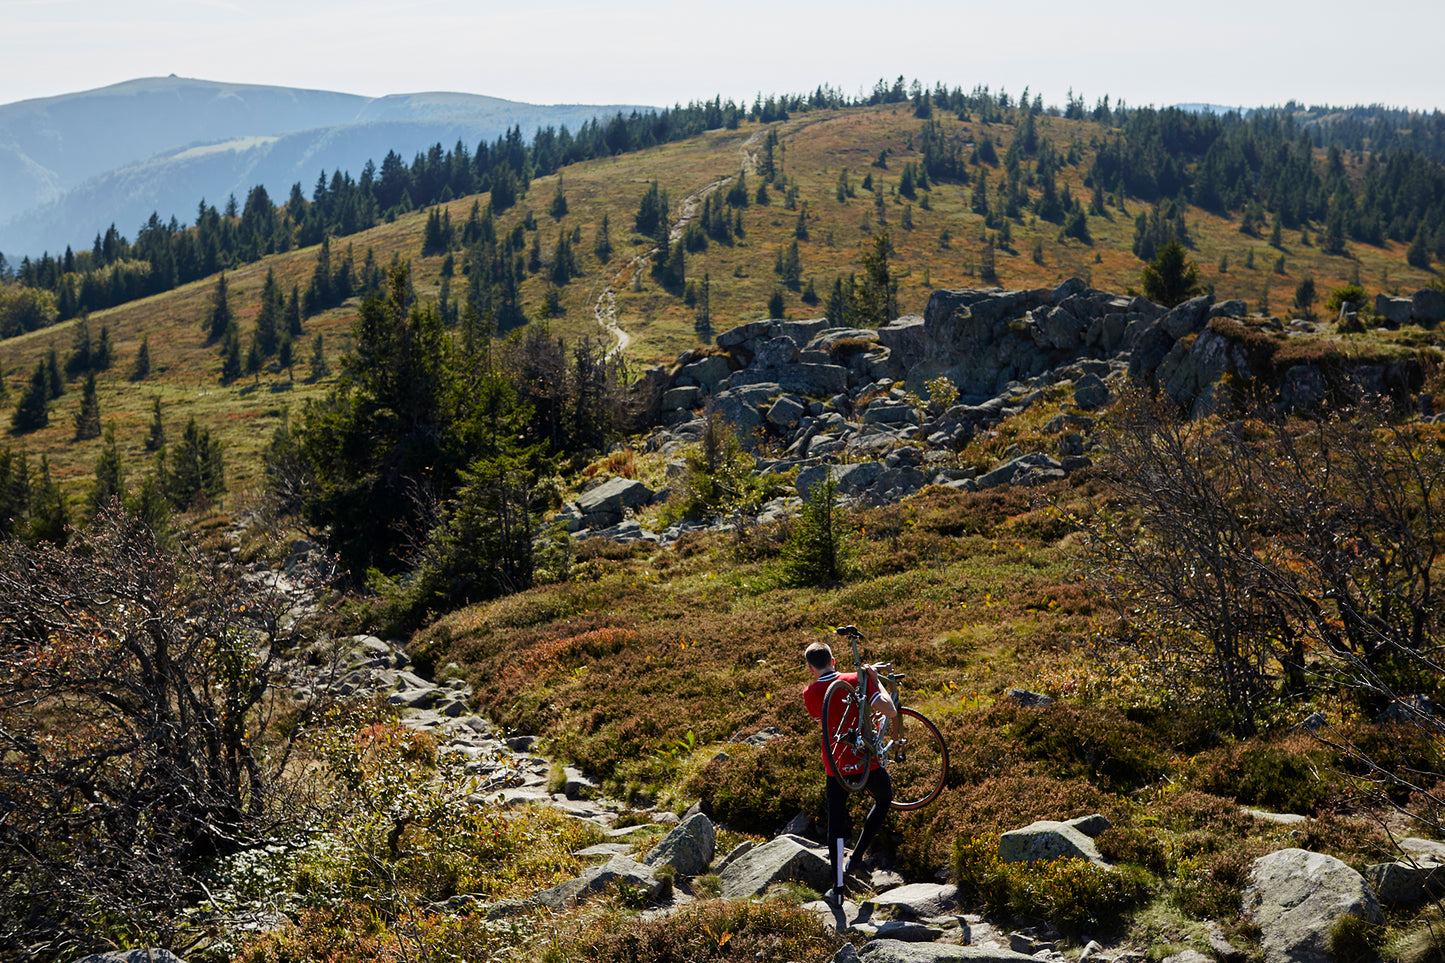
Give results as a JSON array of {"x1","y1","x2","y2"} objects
[{"x1": 0, "y1": 509, "x2": 333, "y2": 957}]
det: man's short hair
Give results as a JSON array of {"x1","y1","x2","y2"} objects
[{"x1": 804, "y1": 641, "x2": 834, "y2": 671}]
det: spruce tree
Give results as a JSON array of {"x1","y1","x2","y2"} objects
[
  {"x1": 11, "y1": 362, "x2": 50, "y2": 434},
  {"x1": 145, "y1": 396, "x2": 165, "y2": 451},
  {"x1": 206, "y1": 273, "x2": 233, "y2": 342},
  {"x1": 28, "y1": 455, "x2": 69, "y2": 544},
  {"x1": 130, "y1": 336, "x2": 151, "y2": 381},
  {"x1": 220, "y1": 327, "x2": 242, "y2": 383},
  {"x1": 88, "y1": 425, "x2": 125, "y2": 516},
  {"x1": 594, "y1": 213, "x2": 612, "y2": 262},
  {"x1": 74, "y1": 372, "x2": 101, "y2": 440}
]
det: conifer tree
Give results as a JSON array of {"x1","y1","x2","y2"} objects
[
  {"x1": 88, "y1": 425, "x2": 125, "y2": 516},
  {"x1": 11, "y1": 362, "x2": 50, "y2": 434},
  {"x1": 28, "y1": 455, "x2": 69, "y2": 544},
  {"x1": 594, "y1": 213, "x2": 612, "y2": 263},
  {"x1": 145, "y1": 396, "x2": 165, "y2": 451},
  {"x1": 310, "y1": 333, "x2": 329, "y2": 379},
  {"x1": 74, "y1": 373, "x2": 101, "y2": 440},
  {"x1": 220, "y1": 327, "x2": 242, "y2": 383},
  {"x1": 206, "y1": 273, "x2": 233, "y2": 342}
]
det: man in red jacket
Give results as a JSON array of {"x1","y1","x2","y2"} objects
[{"x1": 803, "y1": 640, "x2": 897, "y2": 902}]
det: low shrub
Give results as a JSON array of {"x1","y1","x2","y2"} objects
[
  {"x1": 581, "y1": 897, "x2": 842, "y2": 963},
  {"x1": 687, "y1": 739, "x2": 821, "y2": 836},
  {"x1": 1189, "y1": 735, "x2": 1336, "y2": 815},
  {"x1": 951, "y1": 834, "x2": 1152, "y2": 936}
]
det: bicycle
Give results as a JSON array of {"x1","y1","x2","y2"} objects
[{"x1": 819, "y1": 625, "x2": 949, "y2": 811}]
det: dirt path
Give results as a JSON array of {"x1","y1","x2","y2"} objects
[{"x1": 591, "y1": 127, "x2": 770, "y2": 361}]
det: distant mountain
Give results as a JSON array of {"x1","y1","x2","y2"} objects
[{"x1": 0, "y1": 76, "x2": 653, "y2": 257}]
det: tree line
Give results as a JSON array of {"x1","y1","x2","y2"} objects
[{"x1": 2, "y1": 81, "x2": 1441, "y2": 341}]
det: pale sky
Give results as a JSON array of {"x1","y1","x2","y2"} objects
[{"x1": 3, "y1": 0, "x2": 1443, "y2": 113}]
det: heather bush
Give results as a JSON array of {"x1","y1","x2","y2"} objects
[
  {"x1": 1188, "y1": 735, "x2": 1337, "y2": 815},
  {"x1": 951, "y1": 835, "x2": 1152, "y2": 936},
  {"x1": 582, "y1": 898, "x2": 843, "y2": 963}
]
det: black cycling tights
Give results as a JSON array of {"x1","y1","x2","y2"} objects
[{"x1": 825, "y1": 767, "x2": 893, "y2": 888}]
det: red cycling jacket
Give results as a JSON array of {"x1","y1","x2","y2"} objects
[{"x1": 804, "y1": 670, "x2": 881, "y2": 779}]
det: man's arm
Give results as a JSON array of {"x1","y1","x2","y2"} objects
[{"x1": 864, "y1": 665, "x2": 899, "y2": 727}]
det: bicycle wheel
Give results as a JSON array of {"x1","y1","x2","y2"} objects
[
  {"x1": 886, "y1": 708, "x2": 948, "y2": 810},
  {"x1": 820, "y1": 678, "x2": 872, "y2": 792}
]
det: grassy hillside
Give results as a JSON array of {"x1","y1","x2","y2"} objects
[{"x1": 0, "y1": 103, "x2": 1436, "y2": 504}]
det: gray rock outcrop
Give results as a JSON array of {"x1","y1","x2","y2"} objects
[
  {"x1": 642, "y1": 811, "x2": 716, "y2": 878},
  {"x1": 718, "y1": 835, "x2": 831, "y2": 898},
  {"x1": 1241, "y1": 848, "x2": 1383, "y2": 963},
  {"x1": 998, "y1": 818, "x2": 1109, "y2": 867},
  {"x1": 858, "y1": 941, "x2": 1041, "y2": 963}
]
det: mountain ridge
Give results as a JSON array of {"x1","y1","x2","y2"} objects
[{"x1": 0, "y1": 75, "x2": 655, "y2": 255}]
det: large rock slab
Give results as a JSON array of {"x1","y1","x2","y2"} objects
[
  {"x1": 576, "y1": 477, "x2": 655, "y2": 527},
  {"x1": 719, "y1": 835, "x2": 831, "y2": 898},
  {"x1": 530, "y1": 854, "x2": 666, "y2": 910},
  {"x1": 643, "y1": 811, "x2": 716, "y2": 878},
  {"x1": 75, "y1": 953, "x2": 187, "y2": 963},
  {"x1": 868, "y1": 882, "x2": 959, "y2": 919},
  {"x1": 1365, "y1": 853, "x2": 1445, "y2": 906},
  {"x1": 1414, "y1": 288, "x2": 1445, "y2": 325},
  {"x1": 998, "y1": 818, "x2": 1107, "y2": 866},
  {"x1": 859, "y1": 941, "x2": 1040, "y2": 963},
  {"x1": 1241, "y1": 848, "x2": 1383, "y2": 963}
]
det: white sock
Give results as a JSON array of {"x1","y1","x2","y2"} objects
[{"x1": 835, "y1": 839, "x2": 847, "y2": 888}]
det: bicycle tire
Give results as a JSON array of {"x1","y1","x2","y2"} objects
[
  {"x1": 886, "y1": 708, "x2": 949, "y2": 811},
  {"x1": 820, "y1": 677, "x2": 871, "y2": 792}
]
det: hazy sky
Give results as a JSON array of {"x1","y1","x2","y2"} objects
[{"x1": 4, "y1": 0, "x2": 1443, "y2": 112}]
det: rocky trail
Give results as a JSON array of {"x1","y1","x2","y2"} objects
[{"x1": 258, "y1": 631, "x2": 1438, "y2": 963}]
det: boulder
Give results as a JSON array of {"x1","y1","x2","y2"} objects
[
  {"x1": 1413, "y1": 288, "x2": 1445, "y2": 325},
  {"x1": 643, "y1": 812, "x2": 717, "y2": 878},
  {"x1": 677, "y1": 355, "x2": 732, "y2": 392},
  {"x1": 718, "y1": 835, "x2": 831, "y2": 898},
  {"x1": 1376, "y1": 294, "x2": 1414, "y2": 327},
  {"x1": 1241, "y1": 848, "x2": 1383, "y2": 963},
  {"x1": 755, "y1": 336, "x2": 802, "y2": 368},
  {"x1": 858, "y1": 941, "x2": 1041, "y2": 963},
  {"x1": 1208, "y1": 299, "x2": 1249, "y2": 319},
  {"x1": 867, "y1": 882, "x2": 959, "y2": 919},
  {"x1": 1161, "y1": 294, "x2": 1215, "y2": 340},
  {"x1": 998, "y1": 818, "x2": 1108, "y2": 866},
  {"x1": 766, "y1": 394, "x2": 807, "y2": 429},
  {"x1": 530, "y1": 854, "x2": 667, "y2": 910},
  {"x1": 75, "y1": 953, "x2": 188, "y2": 963},
  {"x1": 1034, "y1": 305, "x2": 1088, "y2": 351},
  {"x1": 976, "y1": 453, "x2": 1063, "y2": 490},
  {"x1": 1364, "y1": 854, "x2": 1445, "y2": 906},
  {"x1": 1072, "y1": 373, "x2": 1110, "y2": 410},
  {"x1": 576, "y1": 477, "x2": 655, "y2": 526},
  {"x1": 662, "y1": 385, "x2": 703, "y2": 411}
]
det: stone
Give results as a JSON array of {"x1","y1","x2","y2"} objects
[
  {"x1": 1364, "y1": 854, "x2": 1445, "y2": 906},
  {"x1": 662, "y1": 385, "x2": 702, "y2": 410},
  {"x1": 868, "y1": 882, "x2": 959, "y2": 919},
  {"x1": 643, "y1": 812, "x2": 717, "y2": 877},
  {"x1": 530, "y1": 854, "x2": 667, "y2": 910},
  {"x1": 998, "y1": 819, "x2": 1108, "y2": 867},
  {"x1": 976, "y1": 454, "x2": 1062, "y2": 490},
  {"x1": 1007, "y1": 688, "x2": 1054, "y2": 708},
  {"x1": 1072, "y1": 373, "x2": 1110, "y2": 410},
  {"x1": 575, "y1": 477, "x2": 655, "y2": 526},
  {"x1": 755, "y1": 336, "x2": 802, "y2": 367},
  {"x1": 1160, "y1": 294, "x2": 1214, "y2": 340},
  {"x1": 767, "y1": 394, "x2": 807, "y2": 428},
  {"x1": 1241, "y1": 848, "x2": 1383, "y2": 963},
  {"x1": 677, "y1": 355, "x2": 732, "y2": 391},
  {"x1": 1375, "y1": 294, "x2": 1413, "y2": 327},
  {"x1": 1208, "y1": 299, "x2": 1249, "y2": 319},
  {"x1": 858, "y1": 941, "x2": 1041, "y2": 963},
  {"x1": 75, "y1": 953, "x2": 187, "y2": 963},
  {"x1": 718, "y1": 835, "x2": 831, "y2": 898},
  {"x1": 1413, "y1": 288, "x2": 1445, "y2": 325},
  {"x1": 561, "y1": 766, "x2": 599, "y2": 800},
  {"x1": 1064, "y1": 814, "x2": 1112, "y2": 838}
]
